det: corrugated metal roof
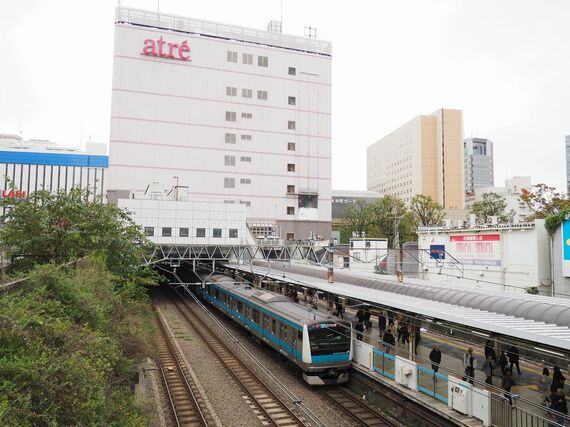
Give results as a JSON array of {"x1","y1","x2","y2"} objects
[{"x1": 226, "y1": 264, "x2": 570, "y2": 351}]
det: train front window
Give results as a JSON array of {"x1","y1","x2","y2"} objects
[{"x1": 308, "y1": 323, "x2": 350, "y2": 356}]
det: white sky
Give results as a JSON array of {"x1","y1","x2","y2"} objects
[{"x1": 1, "y1": 0, "x2": 569, "y2": 191}]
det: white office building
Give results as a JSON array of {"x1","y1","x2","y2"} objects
[{"x1": 109, "y1": 7, "x2": 332, "y2": 241}]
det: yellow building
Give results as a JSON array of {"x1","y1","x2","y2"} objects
[{"x1": 367, "y1": 108, "x2": 464, "y2": 209}]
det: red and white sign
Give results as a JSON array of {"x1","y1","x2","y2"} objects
[
  {"x1": 142, "y1": 36, "x2": 190, "y2": 61},
  {"x1": 0, "y1": 190, "x2": 27, "y2": 199},
  {"x1": 450, "y1": 234, "x2": 501, "y2": 267}
]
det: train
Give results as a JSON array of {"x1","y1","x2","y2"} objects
[{"x1": 200, "y1": 274, "x2": 353, "y2": 385}]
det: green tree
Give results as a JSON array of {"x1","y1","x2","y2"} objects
[
  {"x1": 471, "y1": 192, "x2": 511, "y2": 224},
  {"x1": 340, "y1": 199, "x2": 372, "y2": 242},
  {"x1": 409, "y1": 194, "x2": 445, "y2": 228},
  {"x1": 0, "y1": 188, "x2": 158, "y2": 292},
  {"x1": 519, "y1": 183, "x2": 570, "y2": 219},
  {"x1": 368, "y1": 196, "x2": 414, "y2": 247}
]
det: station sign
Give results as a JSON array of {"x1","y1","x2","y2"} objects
[
  {"x1": 429, "y1": 244, "x2": 445, "y2": 260},
  {"x1": 142, "y1": 36, "x2": 190, "y2": 61},
  {"x1": 562, "y1": 220, "x2": 570, "y2": 277}
]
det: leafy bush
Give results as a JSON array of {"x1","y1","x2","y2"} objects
[{"x1": 0, "y1": 260, "x2": 155, "y2": 426}]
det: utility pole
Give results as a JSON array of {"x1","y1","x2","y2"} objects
[{"x1": 392, "y1": 205, "x2": 402, "y2": 281}]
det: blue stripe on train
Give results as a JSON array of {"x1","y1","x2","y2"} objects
[
  {"x1": 203, "y1": 288, "x2": 350, "y2": 364},
  {"x1": 312, "y1": 353, "x2": 350, "y2": 363}
]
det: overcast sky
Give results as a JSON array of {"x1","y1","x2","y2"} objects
[{"x1": 1, "y1": 0, "x2": 569, "y2": 191}]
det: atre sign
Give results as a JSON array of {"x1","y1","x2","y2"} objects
[{"x1": 142, "y1": 36, "x2": 190, "y2": 61}]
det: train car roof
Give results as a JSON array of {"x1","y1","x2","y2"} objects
[{"x1": 208, "y1": 275, "x2": 339, "y2": 326}]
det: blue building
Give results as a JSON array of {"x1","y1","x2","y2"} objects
[{"x1": 0, "y1": 134, "x2": 108, "y2": 201}]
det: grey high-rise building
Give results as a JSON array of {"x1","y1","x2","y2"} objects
[
  {"x1": 566, "y1": 136, "x2": 570, "y2": 194},
  {"x1": 464, "y1": 137, "x2": 494, "y2": 196}
]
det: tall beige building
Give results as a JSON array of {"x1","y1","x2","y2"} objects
[{"x1": 367, "y1": 109, "x2": 464, "y2": 209}]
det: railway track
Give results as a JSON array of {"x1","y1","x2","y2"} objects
[
  {"x1": 155, "y1": 307, "x2": 212, "y2": 427},
  {"x1": 320, "y1": 386, "x2": 396, "y2": 427},
  {"x1": 169, "y1": 294, "x2": 307, "y2": 427}
]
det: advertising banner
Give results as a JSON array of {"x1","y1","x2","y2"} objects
[
  {"x1": 562, "y1": 220, "x2": 570, "y2": 277},
  {"x1": 449, "y1": 234, "x2": 501, "y2": 267},
  {"x1": 429, "y1": 244, "x2": 446, "y2": 260}
]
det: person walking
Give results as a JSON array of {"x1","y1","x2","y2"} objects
[
  {"x1": 463, "y1": 348, "x2": 476, "y2": 385},
  {"x1": 498, "y1": 350, "x2": 508, "y2": 376},
  {"x1": 549, "y1": 389, "x2": 567, "y2": 427},
  {"x1": 551, "y1": 367, "x2": 566, "y2": 394},
  {"x1": 482, "y1": 355, "x2": 494, "y2": 385},
  {"x1": 507, "y1": 345, "x2": 521, "y2": 376},
  {"x1": 378, "y1": 313, "x2": 387, "y2": 336},
  {"x1": 539, "y1": 367, "x2": 552, "y2": 406},
  {"x1": 382, "y1": 329, "x2": 396, "y2": 354},
  {"x1": 429, "y1": 345, "x2": 442, "y2": 373},
  {"x1": 355, "y1": 321, "x2": 364, "y2": 341},
  {"x1": 502, "y1": 369, "x2": 514, "y2": 406}
]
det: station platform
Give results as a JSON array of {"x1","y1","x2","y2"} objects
[{"x1": 224, "y1": 262, "x2": 570, "y2": 426}]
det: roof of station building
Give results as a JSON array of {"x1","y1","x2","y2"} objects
[{"x1": 225, "y1": 263, "x2": 570, "y2": 351}]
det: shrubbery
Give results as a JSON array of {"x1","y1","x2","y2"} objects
[{"x1": 0, "y1": 259, "x2": 155, "y2": 425}]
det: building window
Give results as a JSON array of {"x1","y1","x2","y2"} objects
[
  {"x1": 241, "y1": 112, "x2": 252, "y2": 119},
  {"x1": 286, "y1": 232, "x2": 295, "y2": 240},
  {"x1": 288, "y1": 67, "x2": 296, "y2": 75},
  {"x1": 224, "y1": 177, "x2": 235, "y2": 188},
  {"x1": 242, "y1": 53, "x2": 253, "y2": 65},
  {"x1": 213, "y1": 228, "x2": 222, "y2": 238},
  {"x1": 240, "y1": 156, "x2": 251, "y2": 162},
  {"x1": 288, "y1": 96, "x2": 296, "y2": 105},
  {"x1": 287, "y1": 185, "x2": 295, "y2": 194},
  {"x1": 240, "y1": 178, "x2": 251, "y2": 184},
  {"x1": 287, "y1": 206, "x2": 295, "y2": 215},
  {"x1": 257, "y1": 90, "x2": 268, "y2": 100},
  {"x1": 162, "y1": 227, "x2": 172, "y2": 237},
  {"x1": 225, "y1": 133, "x2": 236, "y2": 144},
  {"x1": 225, "y1": 111, "x2": 237, "y2": 121},
  {"x1": 287, "y1": 163, "x2": 295, "y2": 172},
  {"x1": 241, "y1": 134, "x2": 252, "y2": 141},
  {"x1": 257, "y1": 55, "x2": 268, "y2": 67},
  {"x1": 224, "y1": 155, "x2": 236, "y2": 166},
  {"x1": 227, "y1": 51, "x2": 238, "y2": 62},
  {"x1": 242, "y1": 88, "x2": 252, "y2": 98},
  {"x1": 226, "y1": 86, "x2": 237, "y2": 96},
  {"x1": 287, "y1": 142, "x2": 296, "y2": 151},
  {"x1": 288, "y1": 121, "x2": 296, "y2": 130},
  {"x1": 179, "y1": 227, "x2": 189, "y2": 237},
  {"x1": 144, "y1": 226, "x2": 154, "y2": 236},
  {"x1": 196, "y1": 228, "x2": 206, "y2": 237},
  {"x1": 229, "y1": 229, "x2": 238, "y2": 238}
]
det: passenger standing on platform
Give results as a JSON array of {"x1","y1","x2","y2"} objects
[
  {"x1": 507, "y1": 345, "x2": 521, "y2": 376},
  {"x1": 482, "y1": 355, "x2": 494, "y2": 385},
  {"x1": 549, "y1": 389, "x2": 567, "y2": 427},
  {"x1": 501, "y1": 369, "x2": 514, "y2": 405},
  {"x1": 429, "y1": 345, "x2": 442, "y2": 373},
  {"x1": 463, "y1": 348, "x2": 476, "y2": 385},
  {"x1": 387, "y1": 312, "x2": 395, "y2": 327},
  {"x1": 498, "y1": 350, "x2": 508, "y2": 375},
  {"x1": 484, "y1": 340, "x2": 497, "y2": 363},
  {"x1": 355, "y1": 321, "x2": 364, "y2": 341},
  {"x1": 364, "y1": 307, "x2": 372, "y2": 331},
  {"x1": 355, "y1": 308, "x2": 365, "y2": 324},
  {"x1": 551, "y1": 367, "x2": 566, "y2": 394},
  {"x1": 382, "y1": 329, "x2": 396, "y2": 354},
  {"x1": 414, "y1": 325, "x2": 421, "y2": 355},
  {"x1": 334, "y1": 297, "x2": 344, "y2": 318},
  {"x1": 378, "y1": 313, "x2": 387, "y2": 336},
  {"x1": 539, "y1": 367, "x2": 552, "y2": 406}
]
